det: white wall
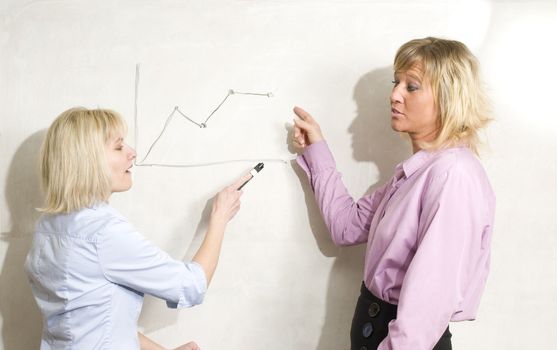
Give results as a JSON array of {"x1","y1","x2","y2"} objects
[{"x1": 1, "y1": 0, "x2": 556, "y2": 349}]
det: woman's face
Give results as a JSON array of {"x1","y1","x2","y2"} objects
[
  {"x1": 390, "y1": 65, "x2": 438, "y2": 145},
  {"x1": 106, "y1": 134, "x2": 136, "y2": 193}
]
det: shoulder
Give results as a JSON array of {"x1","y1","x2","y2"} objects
[
  {"x1": 424, "y1": 147, "x2": 487, "y2": 182},
  {"x1": 91, "y1": 204, "x2": 136, "y2": 240},
  {"x1": 36, "y1": 204, "x2": 132, "y2": 242},
  {"x1": 420, "y1": 147, "x2": 494, "y2": 202}
]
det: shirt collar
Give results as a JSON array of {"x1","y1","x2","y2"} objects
[
  {"x1": 395, "y1": 149, "x2": 435, "y2": 179},
  {"x1": 89, "y1": 201, "x2": 109, "y2": 211}
]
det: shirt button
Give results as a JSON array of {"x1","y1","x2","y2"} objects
[
  {"x1": 362, "y1": 322, "x2": 373, "y2": 338},
  {"x1": 368, "y1": 302, "x2": 380, "y2": 317},
  {"x1": 360, "y1": 347, "x2": 368, "y2": 350}
]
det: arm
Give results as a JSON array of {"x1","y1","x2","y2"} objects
[
  {"x1": 192, "y1": 175, "x2": 249, "y2": 285},
  {"x1": 139, "y1": 333, "x2": 165, "y2": 350},
  {"x1": 97, "y1": 175, "x2": 249, "y2": 307},
  {"x1": 98, "y1": 219, "x2": 207, "y2": 308},
  {"x1": 293, "y1": 107, "x2": 388, "y2": 245},
  {"x1": 191, "y1": 219, "x2": 226, "y2": 286},
  {"x1": 378, "y1": 166, "x2": 491, "y2": 350},
  {"x1": 139, "y1": 333, "x2": 201, "y2": 350}
]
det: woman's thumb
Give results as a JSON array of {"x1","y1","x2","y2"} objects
[{"x1": 293, "y1": 117, "x2": 311, "y2": 131}]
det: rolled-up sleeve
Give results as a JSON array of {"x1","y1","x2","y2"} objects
[
  {"x1": 297, "y1": 141, "x2": 388, "y2": 246},
  {"x1": 97, "y1": 218, "x2": 207, "y2": 308}
]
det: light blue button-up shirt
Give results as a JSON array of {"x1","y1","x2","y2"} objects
[{"x1": 25, "y1": 203, "x2": 207, "y2": 349}]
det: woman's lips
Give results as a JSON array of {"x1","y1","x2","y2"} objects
[{"x1": 391, "y1": 108, "x2": 405, "y2": 118}]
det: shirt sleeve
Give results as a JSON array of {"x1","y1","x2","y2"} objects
[
  {"x1": 296, "y1": 141, "x2": 389, "y2": 246},
  {"x1": 97, "y1": 217, "x2": 207, "y2": 309},
  {"x1": 378, "y1": 165, "x2": 488, "y2": 350}
]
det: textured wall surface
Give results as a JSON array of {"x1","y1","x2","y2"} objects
[{"x1": 1, "y1": 1, "x2": 556, "y2": 349}]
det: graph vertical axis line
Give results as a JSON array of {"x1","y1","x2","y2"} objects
[
  {"x1": 134, "y1": 63, "x2": 140, "y2": 164},
  {"x1": 137, "y1": 109, "x2": 176, "y2": 165}
]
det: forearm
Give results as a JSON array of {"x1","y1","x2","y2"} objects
[
  {"x1": 192, "y1": 219, "x2": 226, "y2": 285},
  {"x1": 139, "y1": 332, "x2": 166, "y2": 350},
  {"x1": 297, "y1": 142, "x2": 375, "y2": 245}
]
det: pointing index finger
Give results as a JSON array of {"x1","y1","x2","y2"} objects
[
  {"x1": 233, "y1": 173, "x2": 253, "y2": 189},
  {"x1": 293, "y1": 106, "x2": 313, "y2": 122}
]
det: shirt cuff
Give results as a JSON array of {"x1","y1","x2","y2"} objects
[
  {"x1": 295, "y1": 140, "x2": 336, "y2": 177},
  {"x1": 166, "y1": 261, "x2": 207, "y2": 309}
]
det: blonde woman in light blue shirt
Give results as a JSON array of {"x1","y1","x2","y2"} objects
[{"x1": 25, "y1": 107, "x2": 249, "y2": 350}]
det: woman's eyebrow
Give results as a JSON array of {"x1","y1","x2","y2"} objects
[
  {"x1": 406, "y1": 72, "x2": 422, "y2": 82},
  {"x1": 393, "y1": 71, "x2": 422, "y2": 82},
  {"x1": 111, "y1": 137, "x2": 123, "y2": 145}
]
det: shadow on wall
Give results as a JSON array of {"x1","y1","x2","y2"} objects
[
  {"x1": 348, "y1": 68, "x2": 411, "y2": 180},
  {"x1": 138, "y1": 199, "x2": 213, "y2": 333},
  {"x1": 0, "y1": 130, "x2": 46, "y2": 350},
  {"x1": 292, "y1": 66, "x2": 411, "y2": 350}
]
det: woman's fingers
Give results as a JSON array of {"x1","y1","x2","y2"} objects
[
  {"x1": 293, "y1": 106, "x2": 314, "y2": 122},
  {"x1": 292, "y1": 117, "x2": 311, "y2": 132},
  {"x1": 213, "y1": 172, "x2": 254, "y2": 224},
  {"x1": 230, "y1": 173, "x2": 252, "y2": 191},
  {"x1": 212, "y1": 180, "x2": 245, "y2": 223},
  {"x1": 174, "y1": 341, "x2": 200, "y2": 350},
  {"x1": 292, "y1": 123, "x2": 307, "y2": 148},
  {"x1": 292, "y1": 106, "x2": 324, "y2": 145}
]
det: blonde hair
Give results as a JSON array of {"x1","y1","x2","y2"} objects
[
  {"x1": 394, "y1": 37, "x2": 492, "y2": 155},
  {"x1": 39, "y1": 107, "x2": 126, "y2": 214}
]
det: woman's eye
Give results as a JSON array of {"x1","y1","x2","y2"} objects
[
  {"x1": 407, "y1": 84, "x2": 419, "y2": 92},
  {"x1": 391, "y1": 80, "x2": 399, "y2": 85}
]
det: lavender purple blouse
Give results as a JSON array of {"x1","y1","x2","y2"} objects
[{"x1": 297, "y1": 141, "x2": 495, "y2": 350}]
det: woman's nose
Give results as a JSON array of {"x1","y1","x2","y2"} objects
[
  {"x1": 390, "y1": 85, "x2": 403, "y2": 104},
  {"x1": 126, "y1": 144, "x2": 137, "y2": 160}
]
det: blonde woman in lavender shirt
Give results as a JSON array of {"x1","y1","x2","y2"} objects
[{"x1": 292, "y1": 37, "x2": 495, "y2": 350}]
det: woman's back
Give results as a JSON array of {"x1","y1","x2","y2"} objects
[{"x1": 25, "y1": 204, "x2": 143, "y2": 349}]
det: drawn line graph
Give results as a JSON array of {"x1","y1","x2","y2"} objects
[
  {"x1": 133, "y1": 64, "x2": 287, "y2": 167},
  {"x1": 176, "y1": 89, "x2": 274, "y2": 129}
]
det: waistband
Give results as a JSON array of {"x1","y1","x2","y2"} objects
[
  {"x1": 358, "y1": 282, "x2": 451, "y2": 337},
  {"x1": 359, "y1": 282, "x2": 398, "y2": 321}
]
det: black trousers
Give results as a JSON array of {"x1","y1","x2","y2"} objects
[{"x1": 350, "y1": 282, "x2": 452, "y2": 350}]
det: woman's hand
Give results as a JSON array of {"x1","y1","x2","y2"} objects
[
  {"x1": 194, "y1": 173, "x2": 251, "y2": 285},
  {"x1": 174, "y1": 341, "x2": 200, "y2": 350},
  {"x1": 210, "y1": 174, "x2": 251, "y2": 226},
  {"x1": 139, "y1": 333, "x2": 200, "y2": 350},
  {"x1": 292, "y1": 106, "x2": 324, "y2": 149}
]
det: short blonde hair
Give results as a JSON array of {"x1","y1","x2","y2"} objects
[
  {"x1": 394, "y1": 37, "x2": 492, "y2": 155},
  {"x1": 39, "y1": 107, "x2": 126, "y2": 214}
]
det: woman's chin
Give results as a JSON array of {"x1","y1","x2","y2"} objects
[
  {"x1": 111, "y1": 182, "x2": 133, "y2": 193},
  {"x1": 390, "y1": 121, "x2": 405, "y2": 132}
]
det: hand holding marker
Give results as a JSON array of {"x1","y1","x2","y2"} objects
[{"x1": 237, "y1": 163, "x2": 264, "y2": 190}]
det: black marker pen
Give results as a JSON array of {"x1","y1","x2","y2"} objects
[{"x1": 237, "y1": 162, "x2": 264, "y2": 190}]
